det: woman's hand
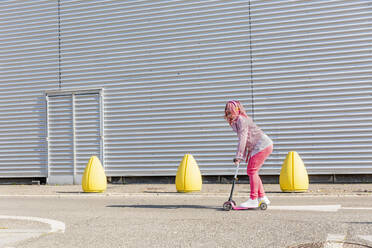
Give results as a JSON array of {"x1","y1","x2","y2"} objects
[{"x1": 233, "y1": 158, "x2": 241, "y2": 166}]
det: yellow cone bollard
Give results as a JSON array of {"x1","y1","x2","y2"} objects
[
  {"x1": 279, "y1": 151, "x2": 309, "y2": 192},
  {"x1": 175, "y1": 154, "x2": 202, "y2": 193},
  {"x1": 82, "y1": 156, "x2": 107, "y2": 193}
]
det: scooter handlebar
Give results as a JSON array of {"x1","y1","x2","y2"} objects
[{"x1": 233, "y1": 162, "x2": 240, "y2": 179}]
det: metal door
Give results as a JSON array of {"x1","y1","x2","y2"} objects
[{"x1": 46, "y1": 90, "x2": 103, "y2": 184}]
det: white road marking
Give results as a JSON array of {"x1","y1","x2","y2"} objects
[
  {"x1": 269, "y1": 205, "x2": 342, "y2": 212},
  {"x1": 341, "y1": 207, "x2": 372, "y2": 210},
  {"x1": 0, "y1": 216, "x2": 65, "y2": 233},
  {"x1": 358, "y1": 235, "x2": 372, "y2": 243},
  {"x1": 0, "y1": 229, "x2": 49, "y2": 233},
  {"x1": 0, "y1": 216, "x2": 65, "y2": 248},
  {"x1": 324, "y1": 234, "x2": 345, "y2": 248}
]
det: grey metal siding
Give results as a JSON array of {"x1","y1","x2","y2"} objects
[
  {"x1": 250, "y1": 0, "x2": 372, "y2": 174},
  {"x1": 0, "y1": 0, "x2": 371, "y2": 180},
  {"x1": 75, "y1": 93, "x2": 102, "y2": 179},
  {"x1": 58, "y1": 0, "x2": 372, "y2": 177},
  {"x1": 58, "y1": 0, "x2": 255, "y2": 176},
  {"x1": 0, "y1": 1, "x2": 59, "y2": 177}
]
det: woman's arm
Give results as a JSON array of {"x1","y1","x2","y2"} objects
[{"x1": 235, "y1": 116, "x2": 248, "y2": 162}]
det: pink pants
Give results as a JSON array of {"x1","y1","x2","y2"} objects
[{"x1": 247, "y1": 145, "x2": 273, "y2": 200}]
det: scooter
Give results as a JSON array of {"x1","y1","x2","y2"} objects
[{"x1": 222, "y1": 162, "x2": 267, "y2": 211}]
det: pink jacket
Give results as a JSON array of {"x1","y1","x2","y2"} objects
[{"x1": 231, "y1": 115, "x2": 273, "y2": 161}]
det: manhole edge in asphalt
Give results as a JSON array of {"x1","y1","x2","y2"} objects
[{"x1": 288, "y1": 241, "x2": 372, "y2": 248}]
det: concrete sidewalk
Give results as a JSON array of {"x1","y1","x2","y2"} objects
[{"x1": 0, "y1": 183, "x2": 372, "y2": 196}]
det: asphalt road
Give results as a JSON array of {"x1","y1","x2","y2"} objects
[{"x1": 1, "y1": 193, "x2": 372, "y2": 248}]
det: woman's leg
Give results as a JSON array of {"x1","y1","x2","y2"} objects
[{"x1": 247, "y1": 145, "x2": 273, "y2": 199}]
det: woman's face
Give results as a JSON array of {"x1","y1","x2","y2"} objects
[{"x1": 225, "y1": 110, "x2": 233, "y2": 120}]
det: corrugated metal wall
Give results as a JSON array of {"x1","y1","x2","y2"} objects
[
  {"x1": 0, "y1": 0, "x2": 371, "y2": 180},
  {"x1": 250, "y1": 0, "x2": 372, "y2": 174},
  {"x1": 0, "y1": 1, "x2": 58, "y2": 178},
  {"x1": 58, "y1": 0, "x2": 255, "y2": 176}
]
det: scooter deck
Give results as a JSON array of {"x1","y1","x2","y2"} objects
[{"x1": 232, "y1": 206, "x2": 262, "y2": 210}]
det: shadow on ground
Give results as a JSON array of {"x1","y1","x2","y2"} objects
[
  {"x1": 56, "y1": 191, "x2": 83, "y2": 194},
  {"x1": 106, "y1": 204, "x2": 223, "y2": 210},
  {"x1": 142, "y1": 191, "x2": 183, "y2": 194}
]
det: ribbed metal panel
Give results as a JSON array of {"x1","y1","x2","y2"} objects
[
  {"x1": 57, "y1": 0, "x2": 372, "y2": 176},
  {"x1": 1, "y1": 0, "x2": 371, "y2": 180},
  {"x1": 250, "y1": 0, "x2": 372, "y2": 174},
  {"x1": 47, "y1": 95, "x2": 74, "y2": 183},
  {"x1": 58, "y1": 0, "x2": 254, "y2": 176},
  {"x1": 47, "y1": 91, "x2": 102, "y2": 184},
  {"x1": 0, "y1": 1, "x2": 58, "y2": 178},
  {"x1": 75, "y1": 93, "x2": 102, "y2": 177}
]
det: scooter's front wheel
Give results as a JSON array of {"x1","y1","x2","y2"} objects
[{"x1": 223, "y1": 201, "x2": 233, "y2": 211}]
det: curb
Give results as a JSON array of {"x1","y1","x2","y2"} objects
[{"x1": 0, "y1": 192, "x2": 371, "y2": 198}]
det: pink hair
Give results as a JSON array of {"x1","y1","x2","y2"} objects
[{"x1": 224, "y1": 100, "x2": 248, "y2": 125}]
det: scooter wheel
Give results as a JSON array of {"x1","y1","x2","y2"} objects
[
  {"x1": 223, "y1": 202, "x2": 233, "y2": 211},
  {"x1": 259, "y1": 202, "x2": 267, "y2": 210}
]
